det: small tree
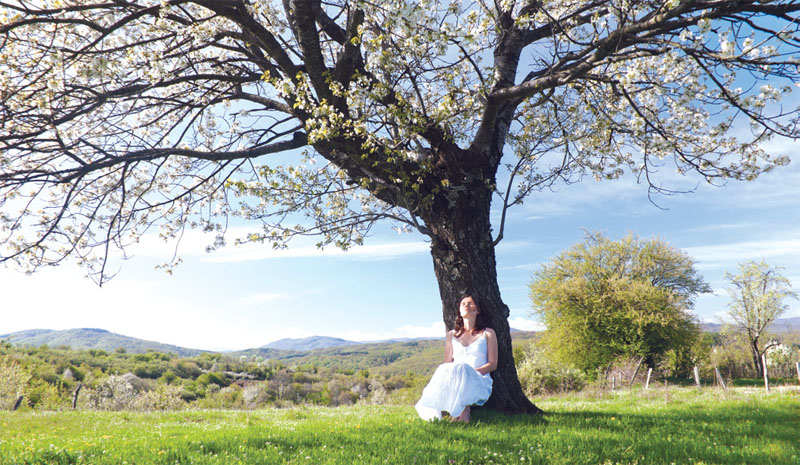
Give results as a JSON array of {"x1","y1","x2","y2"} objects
[
  {"x1": 530, "y1": 232, "x2": 710, "y2": 372},
  {"x1": 0, "y1": 358, "x2": 31, "y2": 410},
  {"x1": 725, "y1": 260, "x2": 798, "y2": 377}
]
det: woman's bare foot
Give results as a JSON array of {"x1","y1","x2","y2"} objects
[{"x1": 454, "y1": 406, "x2": 471, "y2": 423}]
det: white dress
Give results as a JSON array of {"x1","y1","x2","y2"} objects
[{"x1": 415, "y1": 332, "x2": 493, "y2": 421}]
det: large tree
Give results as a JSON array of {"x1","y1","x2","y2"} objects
[
  {"x1": 725, "y1": 260, "x2": 797, "y2": 377},
  {"x1": 529, "y1": 232, "x2": 710, "y2": 372},
  {"x1": 1, "y1": 0, "x2": 799, "y2": 413}
]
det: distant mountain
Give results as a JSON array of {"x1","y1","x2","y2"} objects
[
  {"x1": 771, "y1": 317, "x2": 800, "y2": 333},
  {"x1": 0, "y1": 328, "x2": 207, "y2": 357},
  {"x1": 700, "y1": 317, "x2": 800, "y2": 334},
  {"x1": 234, "y1": 331, "x2": 540, "y2": 376},
  {"x1": 262, "y1": 336, "x2": 361, "y2": 351},
  {"x1": 699, "y1": 321, "x2": 723, "y2": 332},
  {"x1": 260, "y1": 327, "x2": 533, "y2": 352}
]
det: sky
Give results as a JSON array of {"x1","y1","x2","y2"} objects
[{"x1": 2, "y1": 131, "x2": 798, "y2": 352}]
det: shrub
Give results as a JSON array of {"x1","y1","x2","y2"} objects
[
  {"x1": 517, "y1": 347, "x2": 586, "y2": 396},
  {"x1": 171, "y1": 360, "x2": 202, "y2": 379},
  {"x1": 383, "y1": 375, "x2": 407, "y2": 391},
  {"x1": 86, "y1": 375, "x2": 137, "y2": 410},
  {"x1": 25, "y1": 381, "x2": 65, "y2": 410},
  {"x1": 196, "y1": 372, "x2": 227, "y2": 388},
  {"x1": 30, "y1": 365, "x2": 59, "y2": 385},
  {"x1": 0, "y1": 358, "x2": 31, "y2": 410},
  {"x1": 709, "y1": 329, "x2": 758, "y2": 379},
  {"x1": 133, "y1": 363, "x2": 166, "y2": 379},
  {"x1": 134, "y1": 384, "x2": 185, "y2": 411},
  {"x1": 361, "y1": 381, "x2": 386, "y2": 405},
  {"x1": 765, "y1": 343, "x2": 800, "y2": 378},
  {"x1": 242, "y1": 382, "x2": 271, "y2": 408},
  {"x1": 159, "y1": 371, "x2": 178, "y2": 385},
  {"x1": 336, "y1": 390, "x2": 358, "y2": 406},
  {"x1": 195, "y1": 385, "x2": 243, "y2": 409}
]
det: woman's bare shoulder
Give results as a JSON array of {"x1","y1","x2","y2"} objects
[{"x1": 483, "y1": 328, "x2": 497, "y2": 337}]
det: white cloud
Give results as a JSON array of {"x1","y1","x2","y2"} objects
[
  {"x1": 760, "y1": 134, "x2": 800, "y2": 156},
  {"x1": 683, "y1": 235, "x2": 800, "y2": 270},
  {"x1": 516, "y1": 177, "x2": 644, "y2": 218},
  {"x1": 118, "y1": 228, "x2": 431, "y2": 263},
  {"x1": 395, "y1": 321, "x2": 446, "y2": 339},
  {"x1": 498, "y1": 263, "x2": 540, "y2": 271},
  {"x1": 204, "y1": 240, "x2": 430, "y2": 263},
  {"x1": 508, "y1": 317, "x2": 545, "y2": 332},
  {"x1": 495, "y1": 240, "x2": 536, "y2": 253},
  {"x1": 683, "y1": 222, "x2": 755, "y2": 234},
  {"x1": 235, "y1": 292, "x2": 295, "y2": 307}
]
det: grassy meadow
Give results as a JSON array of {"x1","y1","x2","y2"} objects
[{"x1": 2, "y1": 386, "x2": 799, "y2": 465}]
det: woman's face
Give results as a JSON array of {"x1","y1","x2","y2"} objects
[{"x1": 459, "y1": 296, "x2": 479, "y2": 318}]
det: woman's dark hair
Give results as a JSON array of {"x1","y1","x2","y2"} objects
[{"x1": 454, "y1": 293, "x2": 488, "y2": 337}]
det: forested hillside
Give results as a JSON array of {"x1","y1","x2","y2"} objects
[{"x1": 0, "y1": 332, "x2": 539, "y2": 411}]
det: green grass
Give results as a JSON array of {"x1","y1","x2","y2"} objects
[{"x1": 1, "y1": 387, "x2": 798, "y2": 464}]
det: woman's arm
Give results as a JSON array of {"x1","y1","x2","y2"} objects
[
  {"x1": 444, "y1": 330, "x2": 454, "y2": 363},
  {"x1": 475, "y1": 328, "x2": 498, "y2": 375}
]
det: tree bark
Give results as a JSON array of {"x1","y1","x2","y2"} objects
[
  {"x1": 421, "y1": 180, "x2": 542, "y2": 415},
  {"x1": 751, "y1": 340, "x2": 763, "y2": 377}
]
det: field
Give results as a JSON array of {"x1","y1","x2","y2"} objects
[{"x1": 2, "y1": 386, "x2": 799, "y2": 465}]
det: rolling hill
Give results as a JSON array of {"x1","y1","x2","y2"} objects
[
  {"x1": 0, "y1": 327, "x2": 540, "y2": 378},
  {"x1": 3, "y1": 317, "x2": 796, "y2": 368},
  {"x1": 262, "y1": 336, "x2": 361, "y2": 351},
  {"x1": 0, "y1": 328, "x2": 207, "y2": 357}
]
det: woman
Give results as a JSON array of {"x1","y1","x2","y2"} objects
[{"x1": 415, "y1": 294, "x2": 498, "y2": 422}]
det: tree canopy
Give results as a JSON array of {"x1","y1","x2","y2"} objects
[
  {"x1": 2, "y1": 0, "x2": 799, "y2": 413},
  {"x1": 2, "y1": 0, "x2": 798, "y2": 278},
  {"x1": 529, "y1": 232, "x2": 710, "y2": 371}
]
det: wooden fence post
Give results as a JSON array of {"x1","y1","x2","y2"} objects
[
  {"x1": 693, "y1": 366, "x2": 700, "y2": 387},
  {"x1": 11, "y1": 395, "x2": 23, "y2": 411},
  {"x1": 762, "y1": 353, "x2": 769, "y2": 392},
  {"x1": 645, "y1": 368, "x2": 653, "y2": 390},
  {"x1": 72, "y1": 383, "x2": 83, "y2": 409},
  {"x1": 714, "y1": 367, "x2": 727, "y2": 390},
  {"x1": 629, "y1": 356, "x2": 644, "y2": 387}
]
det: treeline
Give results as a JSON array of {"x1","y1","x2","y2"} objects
[
  {"x1": 514, "y1": 325, "x2": 800, "y2": 398},
  {"x1": 0, "y1": 341, "x2": 429, "y2": 411}
]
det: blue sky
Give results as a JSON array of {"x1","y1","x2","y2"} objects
[{"x1": 2, "y1": 133, "x2": 798, "y2": 352}]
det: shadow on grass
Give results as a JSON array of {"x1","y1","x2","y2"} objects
[
  {"x1": 469, "y1": 406, "x2": 549, "y2": 426},
  {"x1": 78, "y1": 400, "x2": 794, "y2": 465},
  {"x1": 390, "y1": 397, "x2": 800, "y2": 465}
]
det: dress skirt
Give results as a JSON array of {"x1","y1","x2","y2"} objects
[{"x1": 415, "y1": 361, "x2": 493, "y2": 421}]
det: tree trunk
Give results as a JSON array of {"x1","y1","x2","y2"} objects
[
  {"x1": 751, "y1": 340, "x2": 763, "y2": 378},
  {"x1": 421, "y1": 181, "x2": 542, "y2": 415}
]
